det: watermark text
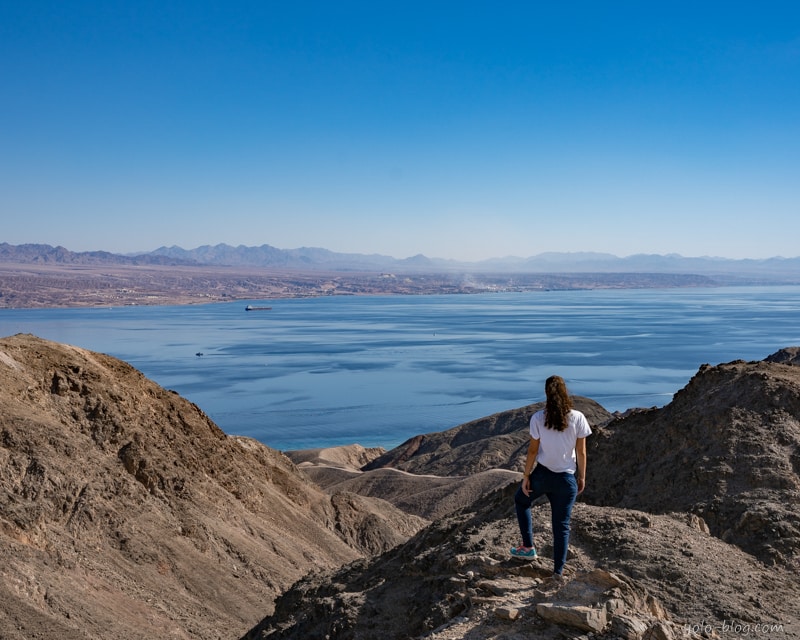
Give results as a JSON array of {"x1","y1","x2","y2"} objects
[{"x1": 684, "y1": 620, "x2": 785, "y2": 636}]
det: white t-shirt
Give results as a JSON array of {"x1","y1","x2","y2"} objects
[{"x1": 530, "y1": 408, "x2": 592, "y2": 474}]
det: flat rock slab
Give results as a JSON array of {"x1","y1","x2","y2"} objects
[{"x1": 536, "y1": 602, "x2": 608, "y2": 633}]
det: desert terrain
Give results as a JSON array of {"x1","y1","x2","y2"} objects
[{"x1": 0, "y1": 334, "x2": 798, "y2": 639}]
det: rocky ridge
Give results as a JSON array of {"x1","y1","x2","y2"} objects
[
  {"x1": 242, "y1": 484, "x2": 800, "y2": 640},
  {"x1": 584, "y1": 355, "x2": 800, "y2": 566},
  {"x1": 2, "y1": 333, "x2": 799, "y2": 639},
  {"x1": 244, "y1": 350, "x2": 800, "y2": 639}
]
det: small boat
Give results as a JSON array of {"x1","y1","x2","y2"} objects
[{"x1": 245, "y1": 305, "x2": 272, "y2": 311}]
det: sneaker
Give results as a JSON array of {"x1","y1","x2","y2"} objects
[{"x1": 510, "y1": 545, "x2": 537, "y2": 558}]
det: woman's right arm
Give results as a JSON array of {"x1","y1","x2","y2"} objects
[{"x1": 521, "y1": 437, "x2": 539, "y2": 496}]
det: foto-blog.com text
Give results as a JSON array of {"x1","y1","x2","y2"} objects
[{"x1": 685, "y1": 620, "x2": 785, "y2": 636}]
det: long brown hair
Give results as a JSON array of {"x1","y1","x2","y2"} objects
[{"x1": 544, "y1": 375, "x2": 572, "y2": 432}]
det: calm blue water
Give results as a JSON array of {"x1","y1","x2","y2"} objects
[{"x1": 1, "y1": 287, "x2": 799, "y2": 451}]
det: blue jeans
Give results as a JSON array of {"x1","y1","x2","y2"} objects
[{"x1": 514, "y1": 464, "x2": 578, "y2": 575}]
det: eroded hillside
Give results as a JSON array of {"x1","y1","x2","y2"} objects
[{"x1": 0, "y1": 334, "x2": 425, "y2": 639}]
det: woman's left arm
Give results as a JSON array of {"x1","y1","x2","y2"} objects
[{"x1": 575, "y1": 437, "x2": 587, "y2": 494}]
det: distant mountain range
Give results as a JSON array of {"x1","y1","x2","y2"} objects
[{"x1": 2, "y1": 242, "x2": 799, "y2": 282}]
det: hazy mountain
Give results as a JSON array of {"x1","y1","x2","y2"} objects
[
  {"x1": 147, "y1": 243, "x2": 407, "y2": 271},
  {"x1": 0, "y1": 242, "x2": 193, "y2": 266},
  {"x1": 500, "y1": 251, "x2": 800, "y2": 279},
  {"x1": 149, "y1": 243, "x2": 800, "y2": 279},
  {"x1": 2, "y1": 242, "x2": 799, "y2": 281}
]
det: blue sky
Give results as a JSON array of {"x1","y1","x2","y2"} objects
[{"x1": 2, "y1": 2, "x2": 799, "y2": 261}]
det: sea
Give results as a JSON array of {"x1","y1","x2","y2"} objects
[{"x1": 1, "y1": 286, "x2": 799, "y2": 451}]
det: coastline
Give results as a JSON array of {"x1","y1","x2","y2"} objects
[{"x1": 0, "y1": 261, "x2": 754, "y2": 309}]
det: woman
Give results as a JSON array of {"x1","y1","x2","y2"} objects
[{"x1": 511, "y1": 375, "x2": 591, "y2": 579}]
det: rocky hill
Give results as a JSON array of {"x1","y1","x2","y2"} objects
[
  {"x1": 244, "y1": 351, "x2": 800, "y2": 639},
  {"x1": 584, "y1": 353, "x2": 800, "y2": 566},
  {"x1": 243, "y1": 489, "x2": 800, "y2": 640},
  {"x1": 0, "y1": 334, "x2": 426, "y2": 639},
  {"x1": 3, "y1": 333, "x2": 800, "y2": 639}
]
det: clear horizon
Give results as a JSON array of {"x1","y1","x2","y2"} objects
[{"x1": 2, "y1": 2, "x2": 799, "y2": 262}]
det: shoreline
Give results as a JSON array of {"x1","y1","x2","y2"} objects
[{"x1": 0, "y1": 261, "x2": 780, "y2": 309}]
